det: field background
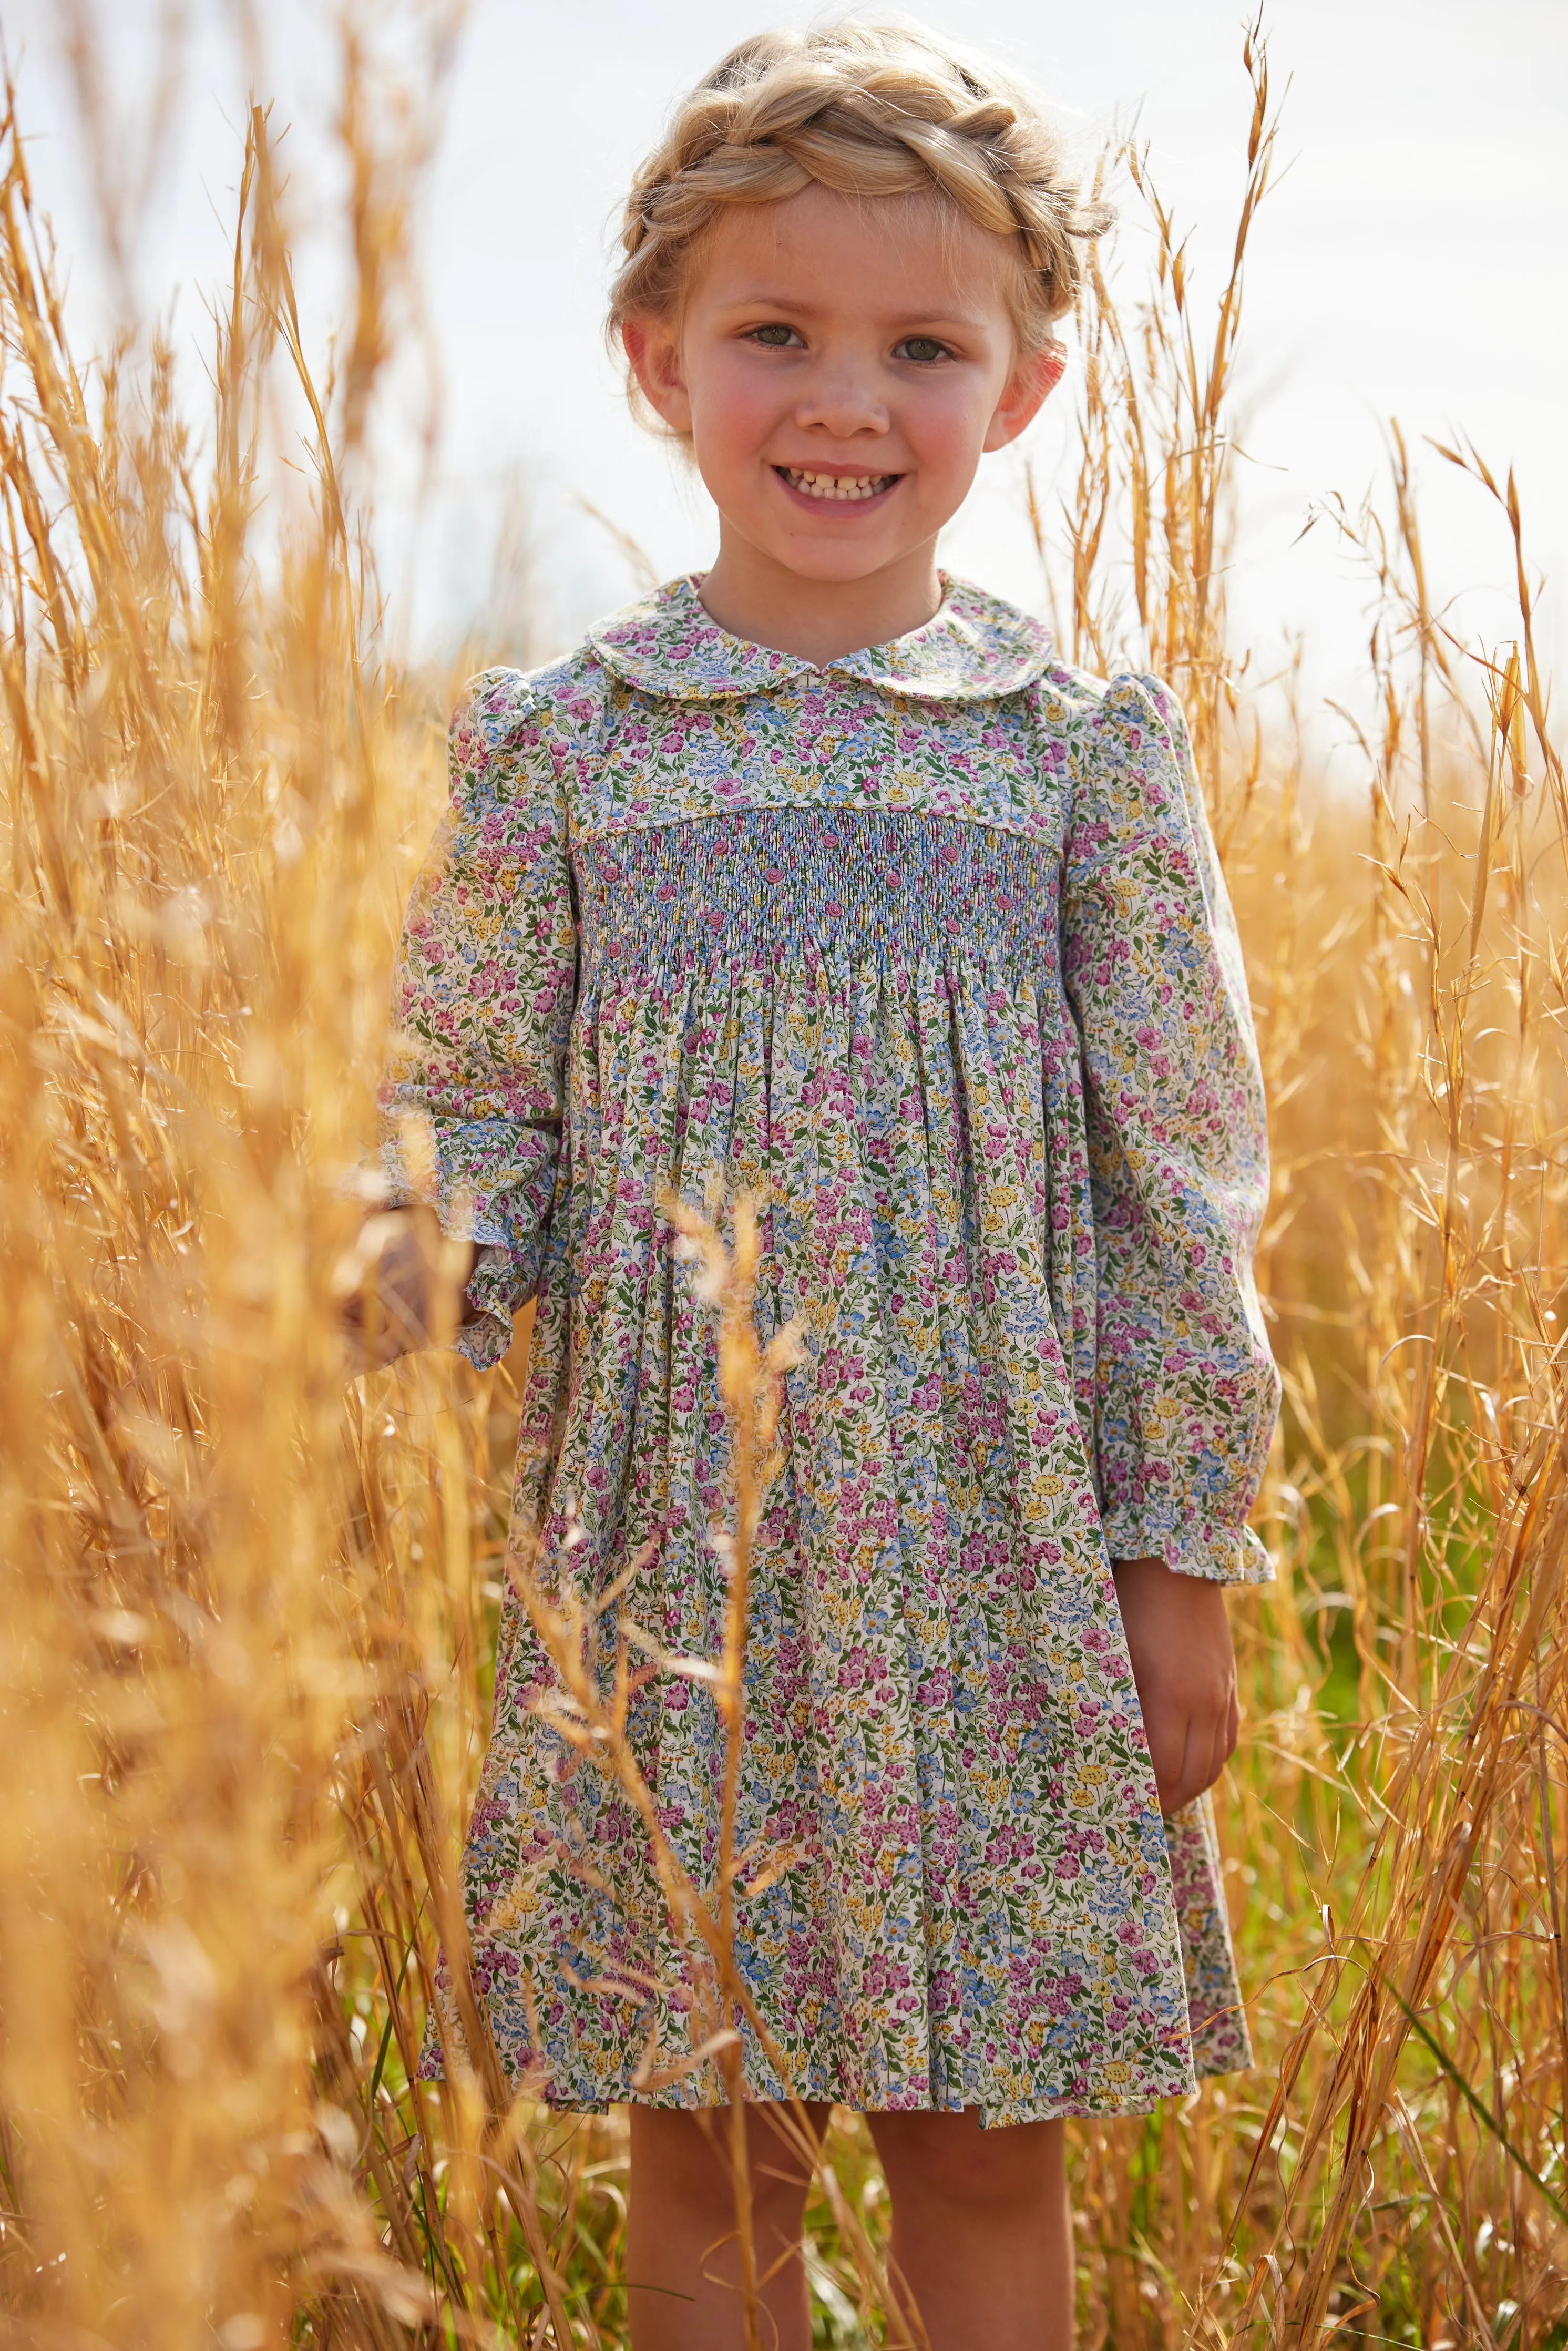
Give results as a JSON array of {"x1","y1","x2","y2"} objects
[{"x1": 0, "y1": 6, "x2": 1564, "y2": 2347}]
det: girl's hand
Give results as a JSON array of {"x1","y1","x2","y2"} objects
[
  {"x1": 1111, "y1": 1555, "x2": 1239, "y2": 1816},
  {"x1": 339, "y1": 1205, "x2": 476, "y2": 1369}
]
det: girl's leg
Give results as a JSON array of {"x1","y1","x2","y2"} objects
[
  {"x1": 626, "y1": 2100, "x2": 832, "y2": 2351},
  {"x1": 866, "y1": 2107, "x2": 1073, "y2": 2351}
]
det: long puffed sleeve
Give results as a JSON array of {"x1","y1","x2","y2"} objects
[
  {"x1": 383, "y1": 668, "x2": 576, "y2": 1369},
  {"x1": 1061, "y1": 673, "x2": 1278, "y2": 1582}
]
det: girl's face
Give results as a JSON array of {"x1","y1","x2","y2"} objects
[{"x1": 626, "y1": 186, "x2": 1062, "y2": 597}]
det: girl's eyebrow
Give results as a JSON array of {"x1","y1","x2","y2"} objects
[{"x1": 710, "y1": 288, "x2": 993, "y2": 331}]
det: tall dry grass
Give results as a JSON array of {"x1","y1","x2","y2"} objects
[{"x1": 0, "y1": 9, "x2": 1562, "y2": 2347}]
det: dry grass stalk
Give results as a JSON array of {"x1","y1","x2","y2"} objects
[
  {"x1": 0, "y1": 7, "x2": 1564, "y2": 2348},
  {"x1": 1029, "y1": 18, "x2": 1567, "y2": 2346}
]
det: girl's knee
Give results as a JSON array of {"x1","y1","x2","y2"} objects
[
  {"x1": 872, "y1": 2110, "x2": 1065, "y2": 2217},
  {"x1": 630, "y1": 2103, "x2": 723, "y2": 2190},
  {"x1": 630, "y1": 2102, "x2": 821, "y2": 2230}
]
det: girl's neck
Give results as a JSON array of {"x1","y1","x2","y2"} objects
[{"x1": 695, "y1": 527, "x2": 944, "y2": 668}]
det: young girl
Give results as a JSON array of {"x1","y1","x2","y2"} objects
[{"x1": 361, "y1": 23, "x2": 1279, "y2": 2348}]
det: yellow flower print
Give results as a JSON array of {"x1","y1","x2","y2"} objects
[{"x1": 392, "y1": 577, "x2": 1273, "y2": 2122}]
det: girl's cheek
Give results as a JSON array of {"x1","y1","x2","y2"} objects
[
  {"x1": 695, "y1": 363, "x2": 782, "y2": 458},
  {"x1": 902, "y1": 383, "x2": 988, "y2": 470}
]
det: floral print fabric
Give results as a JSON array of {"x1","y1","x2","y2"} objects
[{"x1": 386, "y1": 574, "x2": 1276, "y2": 2123}]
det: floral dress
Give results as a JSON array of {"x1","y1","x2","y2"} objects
[{"x1": 387, "y1": 574, "x2": 1279, "y2": 2127}]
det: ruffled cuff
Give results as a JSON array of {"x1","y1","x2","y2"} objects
[
  {"x1": 1102, "y1": 1505, "x2": 1275, "y2": 1586},
  {"x1": 380, "y1": 1117, "x2": 558, "y2": 1367},
  {"x1": 383, "y1": 1115, "x2": 557, "y2": 1238},
  {"x1": 455, "y1": 1244, "x2": 524, "y2": 1370}
]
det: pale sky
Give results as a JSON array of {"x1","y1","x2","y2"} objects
[{"x1": 5, "y1": 0, "x2": 1565, "y2": 708}]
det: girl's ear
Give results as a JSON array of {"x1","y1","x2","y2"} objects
[
  {"x1": 623, "y1": 315, "x2": 693, "y2": 435},
  {"x1": 982, "y1": 342, "x2": 1067, "y2": 453}
]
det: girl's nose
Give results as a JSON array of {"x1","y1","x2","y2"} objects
[{"x1": 794, "y1": 361, "x2": 890, "y2": 441}]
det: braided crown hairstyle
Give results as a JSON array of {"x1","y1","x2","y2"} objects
[{"x1": 609, "y1": 21, "x2": 1112, "y2": 386}]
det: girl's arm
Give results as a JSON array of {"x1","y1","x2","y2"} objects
[
  {"x1": 1061, "y1": 673, "x2": 1279, "y2": 1807},
  {"x1": 362, "y1": 667, "x2": 577, "y2": 1369}
]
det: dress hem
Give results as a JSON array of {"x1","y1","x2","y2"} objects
[{"x1": 415, "y1": 2058, "x2": 1254, "y2": 2127}]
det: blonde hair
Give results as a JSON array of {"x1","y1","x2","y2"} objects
[{"x1": 609, "y1": 21, "x2": 1112, "y2": 376}]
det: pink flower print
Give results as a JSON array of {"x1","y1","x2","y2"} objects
[{"x1": 395, "y1": 596, "x2": 1271, "y2": 2121}]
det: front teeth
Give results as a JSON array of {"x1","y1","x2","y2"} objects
[{"x1": 781, "y1": 468, "x2": 894, "y2": 502}]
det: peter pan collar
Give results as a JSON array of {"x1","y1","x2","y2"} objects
[{"x1": 586, "y1": 572, "x2": 1054, "y2": 703}]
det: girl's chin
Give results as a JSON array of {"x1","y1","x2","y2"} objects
[{"x1": 757, "y1": 537, "x2": 918, "y2": 584}]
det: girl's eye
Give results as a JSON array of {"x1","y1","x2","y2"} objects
[
  {"x1": 749, "y1": 323, "x2": 802, "y2": 349},
  {"x1": 896, "y1": 336, "x2": 952, "y2": 364}
]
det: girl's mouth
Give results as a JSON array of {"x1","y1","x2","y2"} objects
[{"x1": 775, "y1": 466, "x2": 901, "y2": 506}]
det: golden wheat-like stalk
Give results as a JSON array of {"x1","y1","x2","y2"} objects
[{"x1": 0, "y1": 6, "x2": 1563, "y2": 2347}]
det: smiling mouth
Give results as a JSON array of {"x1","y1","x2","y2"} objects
[{"x1": 776, "y1": 466, "x2": 901, "y2": 503}]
